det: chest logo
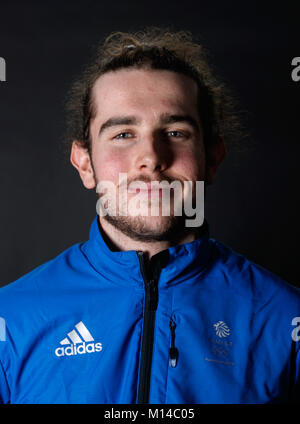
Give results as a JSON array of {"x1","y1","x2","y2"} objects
[
  {"x1": 213, "y1": 321, "x2": 230, "y2": 338},
  {"x1": 55, "y1": 321, "x2": 102, "y2": 357}
]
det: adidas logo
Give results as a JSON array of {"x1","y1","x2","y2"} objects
[{"x1": 55, "y1": 321, "x2": 102, "y2": 357}]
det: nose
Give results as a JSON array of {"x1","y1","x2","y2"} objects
[{"x1": 133, "y1": 132, "x2": 170, "y2": 174}]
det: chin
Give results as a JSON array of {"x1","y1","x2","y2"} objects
[{"x1": 103, "y1": 214, "x2": 186, "y2": 242}]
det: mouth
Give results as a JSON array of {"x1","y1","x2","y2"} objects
[{"x1": 127, "y1": 186, "x2": 164, "y2": 198}]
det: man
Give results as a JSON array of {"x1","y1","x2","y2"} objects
[{"x1": 0, "y1": 28, "x2": 299, "y2": 404}]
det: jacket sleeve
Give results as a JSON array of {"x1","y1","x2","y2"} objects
[{"x1": 0, "y1": 357, "x2": 10, "y2": 404}]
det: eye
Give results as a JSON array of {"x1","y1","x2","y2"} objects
[
  {"x1": 167, "y1": 130, "x2": 186, "y2": 139},
  {"x1": 114, "y1": 132, "x2": 133, "y2": 140}
]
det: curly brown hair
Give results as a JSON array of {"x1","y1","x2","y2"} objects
[{"x1": 64, "y1": 27, "x2": 240, "y2": 161}]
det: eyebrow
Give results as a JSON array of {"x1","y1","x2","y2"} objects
[
  {"x1": 99, "y1": 116, "x2": 140, "y2": 135},
  {"x1": 98, "y1": 113, "x2": 200, "y2": 136},
  {"x1": 160, "y1": 114, "x2": 200, "y2": 133}
]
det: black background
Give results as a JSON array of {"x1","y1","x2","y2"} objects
[{"x1": 0, "y1": 0, "x2": 299, "y2": 288}]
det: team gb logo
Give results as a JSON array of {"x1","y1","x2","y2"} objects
[{"x1": 213, "y1": 321, "x2": 230, "y2": 338}]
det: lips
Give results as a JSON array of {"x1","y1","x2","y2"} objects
[{"x1": 127, "y1": 186, "x2": 163, "y2": 198}]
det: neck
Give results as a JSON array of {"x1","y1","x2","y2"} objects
[{"x1": 98, "y1": 216, "x2": 200, "y2": 260}]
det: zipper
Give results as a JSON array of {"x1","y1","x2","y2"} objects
[
  {"x1": 137, "y1": 251, "x2": 159, "y2": 404},
  {"x1": 169, "y1": 318, "x2": 178, "y2": 368}
]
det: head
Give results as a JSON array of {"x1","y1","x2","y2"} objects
[{"x1": 66, "y1": 28, "x2": 235, "y2": 242}]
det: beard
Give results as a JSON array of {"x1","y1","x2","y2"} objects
[
  {"x1": 102, "y1": 210, "x2": 188, "y2": 242},
  {"x1": 96, "y1": 177, "x2": 203, "y2": 243}
]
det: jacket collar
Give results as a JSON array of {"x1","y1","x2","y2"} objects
[{"x1": 81, "y1": 216, "x2": 213, "y2": 288}]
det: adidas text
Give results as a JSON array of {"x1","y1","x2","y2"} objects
[{"x1": 55, "y1": 341, "x2": 102, "y2": 357}]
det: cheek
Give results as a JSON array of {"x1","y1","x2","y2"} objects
[
  {"x1": 92, "y1": 150, "x2": 130, "y2": 181},
  {"x1": 174, "y1": 150, "x2": 206, "y2": 180}
]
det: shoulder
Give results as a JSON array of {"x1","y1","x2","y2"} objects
[
  {"x1": 0, "y1": 242, "x2": 84, "y2": 310},
  {"x1": 209, "y1": 238, "x2": 300, "y2": 309}
]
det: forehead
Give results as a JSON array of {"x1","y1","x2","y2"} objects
[{"x1": 91, "y1": 68, "x2": 199, "y2": 119}]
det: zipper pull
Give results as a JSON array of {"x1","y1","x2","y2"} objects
[{"x1": 169, "y1": 318, "x2": 178, "y2": 368}]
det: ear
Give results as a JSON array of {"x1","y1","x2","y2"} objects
[
  {"x1": 70, "y1": 141, "x2": 96, "y2": 189},
  {"x1": 205, "y1": 137, "x2": 227, "y2": 184}
]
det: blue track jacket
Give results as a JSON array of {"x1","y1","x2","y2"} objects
[{"x1": 0, "y1": 216, "x2": 299, "y2": 404}]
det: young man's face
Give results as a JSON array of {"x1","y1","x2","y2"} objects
[{"x1": 71, "y1": 67, "x2": 223, "y2": 241}]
